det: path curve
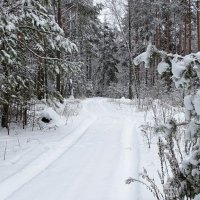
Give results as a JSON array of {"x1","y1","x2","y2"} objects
[{"x1": 2, "y1": 98, "x2": 141, "y2": 200}]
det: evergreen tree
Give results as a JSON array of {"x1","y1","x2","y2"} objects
[
  {"x1": 96, "y1": 23, "x2": 119, "y2": 96},
  {"x1": 0, "y1": 0, "x2": 77, "y2": 130}
]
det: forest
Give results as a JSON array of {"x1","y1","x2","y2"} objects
[{"x1": 1, "y1": 0, "x2": 200, "y2": 200}]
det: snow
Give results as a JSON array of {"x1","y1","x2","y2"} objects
[
  {"x1": 157, "y1": 61, "x2": 170, "y2": 75},
  {"x1": 192, "y1": 90, "x2": 200, "y2": 116},
  {"x1": 195, "y1": 52, "x2": 200, "y2": 62},
  {"x1": 184, "y1": 95, "x2": 194, "y2": 111},
  {"x1": 40, "y1": 107, "x2": 66, "y2": 126},
  {"x1": 5, "y1": 22, "x2": 15, "y2": 31},
  {"x1": 133, "y1": 43, "x2": 156, "y2": 68},
  {"x1": 134, "y1": 52, "x2": 148, "y2": 66},
  {"x1": 0, "y1": 98, "x2": 158, "y2": 200},
  {"x1": 183, "y1": 54, "x2": 194, "y2": 65},
  {"x1": 35, "y1": 43, "x2": 44, "y2": 52},
  {"x1": 194, "y1": 64, "x2": 200, "y2": 78},
  {"x1": 194, "y1": 194, "x2": 200, "y2": 200},
  {"x1": 171, "y1": 56, "x2": 186, "y2": 79},
  {"x1": 119, "y1": 96, "x2": 132, "y2": 103},
  {"x1": 185, "y1": 120, "x2": 199, "y2": 140},
  {"x1": 192, "y1": 168, "x2": 200, "y2": 176},
  {"x1": 0, "y1": 117, "x2": 95, "y2": 200}
]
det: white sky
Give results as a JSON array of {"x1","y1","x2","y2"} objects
[
  {"x1": 93, "y1": 0, "x2": 112, "y2": 22},
  {"x1": 93, "y1": 0, "x2": 126, "y2": 26}
]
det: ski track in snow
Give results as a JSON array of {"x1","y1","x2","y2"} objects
[{"x1": 0, "y1": 98, "x2": 146, "y2": 200}]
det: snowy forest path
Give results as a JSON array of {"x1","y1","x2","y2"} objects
[{"x1": 1, "y1": 98, "x2": 142, "y2": 200}]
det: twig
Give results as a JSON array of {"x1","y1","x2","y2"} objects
[
  {"x1": 4, "y1": 141, "x2": 7, "y2": 161},
  {"x1": 17, "y1": 137, "x2": 21, "y2": 147}
]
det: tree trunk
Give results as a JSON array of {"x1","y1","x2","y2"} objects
[
  {"x1": 197, "y1": 1, "x2": 200, "y2": 51},
  {"x1": 145, "y1": 69, "x2": 148, "y2": 85},
  {"x1": 1, "y1": 58, "x2": 9, "y2": 131},
  {"x1": 23, "y1": 107, "x2": 27, "y2": 129},
  {"x1": 37, "y1": 64, "x2": 44, "y2": 100},
  {"x1": 1, "y1": 104, "x2": 9, "y2": 130},
  {"x1": 56, "y1": 0, "x2": 62, "y2": 94},
  {"x1": 184, "y1": 17, "x2": 187, "y2": 54},
  {"x1": 179, "y1": 24, "x2": 182, "y2": 54},
  {"x1": 166, "y1": 12, "x2": 170, "y2": 52},
  {"x1": 188, "y1": 0, "x2": 192, "y2": 53},
  {"x1": 128, "y1": 0, "x2": 133, "y2": 99}
]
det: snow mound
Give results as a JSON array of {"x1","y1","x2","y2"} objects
[
  {"x1": 171, "y1": 57, "x2": 186, "y2": 79},
  {"x1": 185, "y1": 120, "x2": 199, "y2": 140},
  {"x1": 194, "y1": 64, "x2": 200, "y2": 78},
  {"x1": 192, "y1": 90, "x2": 200, "y2": 116},
  {"x1": 119, "y1": 97, "x2": 132, "y2": 104},
  {"x1": 194, "y1": 194, "x2": 200, "y2": 200},
  {"x1": 183, "y1": 55, "x2": 194, "y2": 65},
  {"x1": 184, "y1": 95, "x2": 193, "y2": 111},
  {"x1": 195, "y1": 52, "x2": 200, "y2": 62},
  {"x1": 157, "y1": 61, "x2": 170, "y2": 74},
  {"x1": 40, "y1": 107, "x2": 65, "y2": 126}
]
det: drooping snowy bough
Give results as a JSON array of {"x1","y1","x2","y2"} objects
[
  {"x1": 134, "y1": 44, "x2": 200, "y2": 200},
  {"x1": 0, "y1": 0, "x2": 80, "y2": 130}
]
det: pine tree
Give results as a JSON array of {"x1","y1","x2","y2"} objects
[{"x1": 96, "y1": 23, "x2": 119, "y2": 96}]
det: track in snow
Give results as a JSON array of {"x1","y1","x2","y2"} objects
[{"x1": 0, "y1": 98, "x2": 142, "y2": 200}]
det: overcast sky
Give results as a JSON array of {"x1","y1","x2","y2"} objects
[
  {"x1": 93, "y1": 0, "x2": 126, "y2": 28},
  {"x1": 93, "y1": 0, "x2": 111, "y2": 22}
]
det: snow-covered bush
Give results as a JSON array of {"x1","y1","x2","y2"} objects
[{"x1": 132, "y1": 44, "x2": 200, "y2": 199}]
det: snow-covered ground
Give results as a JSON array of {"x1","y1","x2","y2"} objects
[{"x1": 0, "y1": 98, "x2": 159, "y2": 200}]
